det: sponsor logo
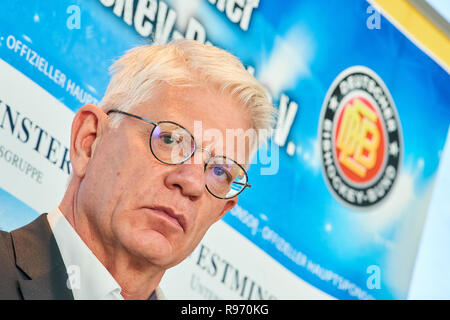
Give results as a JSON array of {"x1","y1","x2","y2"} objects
[{"x1": 319, "y1": 66, "x2": 402, "y2": 208}]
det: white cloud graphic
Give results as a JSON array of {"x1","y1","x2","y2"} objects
[
  {"x1": 383, "y1": 178, "x2": 433, "y2": 298},
  {"x1": 355, "y1": 160, "x2": 426, "y2": 232},
  {"x1": 173, "y1": 0, "x2": 202, "y2": 30},
  {"x1": 348, "y1": 159, "x2": 436, "y2": 298},
  {"x1": 258, "y1": 25, "x2": 314, "y2": 97}
]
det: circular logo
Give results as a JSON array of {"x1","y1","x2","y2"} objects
[{"x1": 318, "y1": 66, "x2": 402, "y2": 208}]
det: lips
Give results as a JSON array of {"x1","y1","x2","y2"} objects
[{"x1": 147, "y1": 206, "x2": 187, "y2": 232}]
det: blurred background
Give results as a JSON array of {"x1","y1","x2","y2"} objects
[{"x1": 0, "y1": 0, "x2": 449, "y2": 299}]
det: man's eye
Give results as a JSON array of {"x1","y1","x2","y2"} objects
[
  {"x1": 213, "y1": 166, "x2": 225, "y2": 176},
  {"x1": 212, "y1": 166, "x2": 231, "y2": 182},
  {"x1": 161, "y1": 133, "x2": 181, "y2": 145}
]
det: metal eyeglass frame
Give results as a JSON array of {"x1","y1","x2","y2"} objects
[{"x1": 106, "y1": 109, "x2": 251, "y2": 199}]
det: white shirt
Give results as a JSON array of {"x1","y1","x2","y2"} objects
[{"x1": 47, "y1": 207, "x2": 124, "y2": 300}]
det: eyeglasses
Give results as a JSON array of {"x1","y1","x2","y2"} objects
[{"x1": 106, "y1": 109, "x2": 251, "y2": 199}]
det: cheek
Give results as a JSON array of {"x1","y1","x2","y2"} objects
[
  {"x1": 78, "y1": 140, "x2": 144, "y2": 224},
  {"x1": 93, "y1": 139, "x2": 153, "y2": 199},
  {"x1": 187, "y1": 202, "x2": 224, "y2": 243}
]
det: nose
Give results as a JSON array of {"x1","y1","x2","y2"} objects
[{"x1": 164, "y1": 162, "x2": 205, "y2": 200}]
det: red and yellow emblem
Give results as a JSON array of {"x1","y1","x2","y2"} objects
[
  {"x1": 334, "y1": 96, "x2": 386, "y2": 186},
  {"x1": 319, "y1": 66, "x2": 402, "y2": 208}
]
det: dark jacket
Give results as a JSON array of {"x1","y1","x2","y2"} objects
[
  {"x1": 0, "y1": 213, "x2": 160, "y2": 300},
  {"x1": 0, "y1": 214, "x2": 74, "y2": 299}
]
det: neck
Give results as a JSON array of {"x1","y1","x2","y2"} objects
[{"x1": 59, "y1": 179, "x2": 165, "y2": 300}]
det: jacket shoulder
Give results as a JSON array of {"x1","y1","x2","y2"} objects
[
  {"x1": 0, "y1": 229, "x2": 22, "y2": 299},
  {"x1": 0, "y1": 230, "x2": 14, "y2": 263}
]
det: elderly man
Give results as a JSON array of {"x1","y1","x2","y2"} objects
[{"x1": 0, "y1": 39, "x2": 274, "y2": 300}]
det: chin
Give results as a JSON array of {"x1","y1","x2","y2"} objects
[{"x1": 124, "y1": 229, "x2": 180, "y2": 267}]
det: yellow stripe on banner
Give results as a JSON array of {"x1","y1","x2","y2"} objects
[{"x1": 370, "y1": 0, "x2": 450, "y2": 72}]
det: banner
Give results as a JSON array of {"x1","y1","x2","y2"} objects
[{"x1": 1, "y1": 0, "x2": 449, "y2": 300}]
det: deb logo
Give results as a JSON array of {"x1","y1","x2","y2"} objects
[{"x1": 319, "y1": 66, "x2": 402, "y2": 208}]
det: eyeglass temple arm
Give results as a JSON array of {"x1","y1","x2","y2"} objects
[
  {"x1": 233, "y1": 181, "x2": 251, "y2": 188},
  {"x1": 107, "y1": 109, "x2": 158, "y2": 127}
]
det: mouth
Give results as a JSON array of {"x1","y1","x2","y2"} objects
[{"x1": 147, "y1": 206, "x2": 187, "y2": 232}]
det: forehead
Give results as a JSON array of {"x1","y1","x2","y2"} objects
[{"x1": 133, "y1": 84, "x2": 254, "y2": 161}]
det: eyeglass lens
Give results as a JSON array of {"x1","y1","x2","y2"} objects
[{"x1": 150, "y1": 122, "x2": 248, "y2": 199}]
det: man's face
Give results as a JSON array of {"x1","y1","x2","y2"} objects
[{"x1": 76, "y1": 84, "x2": 252, "y2": 268}]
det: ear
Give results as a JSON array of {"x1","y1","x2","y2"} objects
[
  {"x1": 70, "y1": 104, "x2": 108, "y2": 179},
  {"x1": 214, "y1": 196, "x2": 238, "y2": 223}
]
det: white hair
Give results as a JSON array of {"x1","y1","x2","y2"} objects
[{"x1": 98, "y1": 39, "x2": 276, "y2": 154}]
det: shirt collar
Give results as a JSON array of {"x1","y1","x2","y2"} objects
[{"x1": 47, "y1": 207, "x2": 123, "y2": 300}]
